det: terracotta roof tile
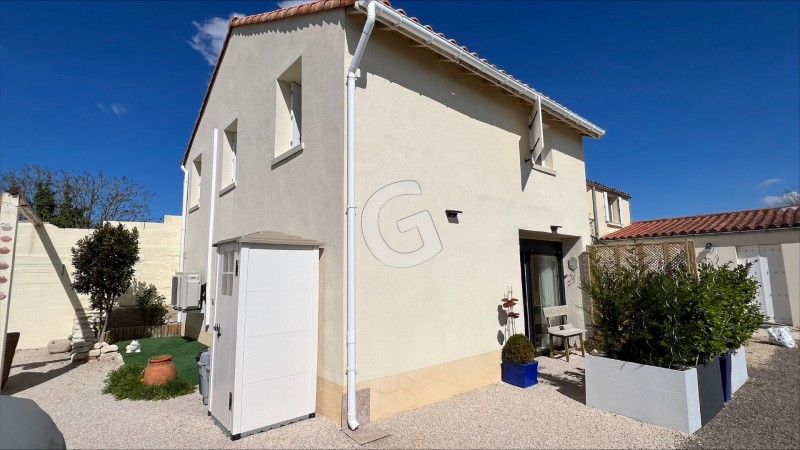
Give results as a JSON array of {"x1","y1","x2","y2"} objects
[{"x1": 603, "y1": 206, "x2": 800, "y2": 240}]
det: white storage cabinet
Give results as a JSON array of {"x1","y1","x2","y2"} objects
[{"x1": 209, "y1": 232, "x2": 322, "y2": 439}]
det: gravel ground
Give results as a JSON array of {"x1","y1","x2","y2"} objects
[
  {"x1": 5, "y1": 339, "x2": 797, "y2": 449},
  {"x1": 683, "y1": 339, "x2": 800, "y2": 449}
]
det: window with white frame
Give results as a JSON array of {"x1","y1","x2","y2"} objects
[
  {"x1": 603, "y1": 192, "x2": 622, "y2": 224},
  {"x1": 190, "y1": 154, "x2": 202, "y2": 208},
  {"x1": 274, "y1": 58, "x2": 303, "y2": 164},
  {"x1": 221, "y1": 119, "x2": 237, "y2": 191},
  {"x1": 220, "y1": 250, "x2": 235, "y2": 296},
  {"x1": 529, "y1": 95, "x2": 553, "y2": 172}
]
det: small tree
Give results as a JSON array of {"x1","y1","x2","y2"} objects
[
  {"x1": 778, "y1": 190, "x2": 800, "y2": 207},
  {"x1": 72, "y1": 223, "x2": 140, "y2": 340}
]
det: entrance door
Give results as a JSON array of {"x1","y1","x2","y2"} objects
[
  {"x1": 520, "y1": 240, "x2": 565, "y2": 352},
  {"x1": 210, "y1": 244, "x2": 239, "y2": 430}
]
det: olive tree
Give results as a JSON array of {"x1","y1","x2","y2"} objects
[{"x1": 71, "y1": 223, "x2": 140, "y2": 339}]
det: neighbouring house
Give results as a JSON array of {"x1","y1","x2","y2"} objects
[
  {"x1": 586, "y1": 179, "x2": 631, "y2": 239},
  {"x1": 178, "y1": 0, "x2": 605, "y2": 432},
  {"x1": 603, "y1": 206, "x2": 800, "y2": 327}
]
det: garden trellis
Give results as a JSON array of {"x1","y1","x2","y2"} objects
[{"x1": 586, "y1": 240, "x2": 698, "y2": 279}]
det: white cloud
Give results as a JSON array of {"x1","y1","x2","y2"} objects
[
  {"x1": 757, "y1": 178, "x2": 783, "y2": 188},
  {"x1": 277, "y1": 0, "x2": 316, "y2": 8},
  {"x1": 188, "y1": 13, "x2": 245, "y2": 66},
  {"x1": 762, "y1": 195, "x2": 784, "y2": 206},
  {"x1": 97, "y1": 102, "x2": 128, "y2": 116},
  {"x1": 110, "y1": 103, "x2": 127, "y2": 116}
]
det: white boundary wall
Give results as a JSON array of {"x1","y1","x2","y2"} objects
[{"x1": 8, "y1": 216, "x2": 181, "y2": 349}]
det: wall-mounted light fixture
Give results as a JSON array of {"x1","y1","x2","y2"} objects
[
  {"x1": 445, "y1": 210, "x2": 462, "y2": 218},
  {"x1": 550, "y1": 225, "x2": 562, "y2": 233},
  {"x1": 705, "y1": 242, "x2": 713, "y2": 251}
]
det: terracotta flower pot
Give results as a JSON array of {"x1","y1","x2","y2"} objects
[{"x1": 143, "y1": 354, "x2": 177, "y2": 386}]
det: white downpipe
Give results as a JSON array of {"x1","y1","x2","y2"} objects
[
  {"x1": 205, "y1": 128, "x2": 220, "y2": 328},
  {"x1": 591, "y1": 185, "x2": 600, "y2": 240},
  {"x1": 345, "y1": 0, "x2": 377, "y2": 432},
  {"x1": 178, "y1": 164, "x2": 189, "y2": 323}
]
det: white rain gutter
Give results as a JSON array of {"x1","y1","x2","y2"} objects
[
  {"x1": 178, "y1": 164, "x2": 189, "y2": 323},
  {"x1": 354, "y1": 0, "x2": 604, "y2": 139},
  {"x1": 345, "y1": 0, "x2": 378, "y2": 432},
  {"x1": 204, "y1": 128, "x2": 220, "y2": 328}
]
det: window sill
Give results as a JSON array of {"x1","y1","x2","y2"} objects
[
  {"x1": 188, "y1": 204, "x2": 200, "y2": 214},
  {"x1": 219, "y1": 182, "x2": 236, "y2": 197},
  {"x1": 606, "y1": 222, "x2": 624, "y2": 228},
  {"x1": 272, "y1": 143, "x2": 304, "y2": 167},
  {"x1": 532, "y1": 164, "x2": 557, "y2": 176}
]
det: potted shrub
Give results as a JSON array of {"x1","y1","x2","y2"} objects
[
  {"x1": 702, "y1": 262, "x2": 763, "y2": 402},
  {"x1": 501, "y1": 334, "x2": 538, "y2": 388},
  {"x1": 581, "y1": 257, "x2": 760, "y2": 433}
]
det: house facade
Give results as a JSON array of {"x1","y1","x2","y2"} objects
[
  {"x1": 603, "y1": 206, "x2": 800, "y2": 327},
  {"x1": 586, "y1": 179, "x2": 631, "y2": 239},
  {"x1": 179, "y1": 0, "x2": 604, "y2": 426}
]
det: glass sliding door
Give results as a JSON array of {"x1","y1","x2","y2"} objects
[{"x1": 520, "y1": 240, "x2": 565, "y2": 352}]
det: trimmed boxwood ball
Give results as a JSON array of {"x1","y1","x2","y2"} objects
[{"x1": 502, "y1": 334, "x2": 536, "y2": 364}]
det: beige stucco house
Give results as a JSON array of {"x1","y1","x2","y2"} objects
[
  {"x1": 586, "y1": 179, "x2": 631, "y2": 239},
  {"x1": 179, "y1": 0, "x2": 605, "y2": 428},
  {"x1": 603, "y1": 206, "x2": 800, "y2": 328}
]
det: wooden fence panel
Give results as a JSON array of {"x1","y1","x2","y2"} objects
[{"x1": 101, "y1": 323, "x2": 182, "y2": 344}]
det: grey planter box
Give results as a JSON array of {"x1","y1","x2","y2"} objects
[
  {"x1": 586, "y1": 354, "x2": 725, "y2": 434},
  {"x1": 730, "y1": 346, "x2": 748, "y2": 395}
]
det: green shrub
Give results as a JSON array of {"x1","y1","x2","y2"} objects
[
  {"x1": 502, "y1": 334, "x2": 536, "y2": 364},
  {"x1": 103, "y1": 363, "x2": 194, "y2": 400},
  {"x1": 581, "y1": 257, "x2": 762, "y2": 369},
  {"x1": 136, "y1": 284, "x2": 168, "y2": 326},
  {"x1": 698, "y1": 262, "x2": 763, "y2": 349}
]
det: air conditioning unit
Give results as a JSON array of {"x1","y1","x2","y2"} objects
[{"x1": 171, "y1": 272, "x2": 202, "y2": 311}]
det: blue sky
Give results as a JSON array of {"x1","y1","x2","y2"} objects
[{"x1": 1, "y1": 1, "x2": 798, "y2": 221}]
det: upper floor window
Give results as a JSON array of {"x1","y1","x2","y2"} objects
[
  {"x1": 221, "y1": 119, "x2": 237, "y2": 191},
  {"x1": 190, "y1": 154, "x2": 202, "y2": 209},
  {"x1": 274, "y1": 58, "x2": 303, "y2": 166},
  {"x1": 529, "y1": 95, "x2": 554, "y2": 174},
  {"x1": 604, "y1": 192, "x2": 622, "y2": 225}
]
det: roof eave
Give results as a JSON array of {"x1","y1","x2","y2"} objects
[{"x1": 354, "y1": 0, "x2": 605, "y2": 139}]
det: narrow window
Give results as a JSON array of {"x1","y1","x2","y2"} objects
[
  {"x1": 274, "y1": 57, "x2": 303, "y2": 165},
  {"x1": 290, "y1": 82, "x2": 302, "y2": 149},
  {"x1": 190, "y1": 154, "x2": 202, "y2": 208},
  {"x1": 221, "y1": 119, "x2": 237, "y2": 191}
]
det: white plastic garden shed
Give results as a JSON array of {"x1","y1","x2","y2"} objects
[{"x1": 209, "y1": 231, "x2": 322, "y2": 439}]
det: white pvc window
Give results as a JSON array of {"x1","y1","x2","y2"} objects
[
  {"x1": 220, "y1": 250, "x2": 235, "y2": 296},
  {"x1": 604, "y1": 192, "x2": 621, "y2": 224},
  {"x1": 290, "y1": 82, "x2": 302, "y2": 149}
]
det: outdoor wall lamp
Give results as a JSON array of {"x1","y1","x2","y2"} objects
[
  {"x1": 550, "y1": 225, "x2": 562, "y2": 233},
  {"x1": 445, "y1": 210, "x2": 462, "y2": 218},
  {"x1": 705, "y1": 242, "x2": 713, "y2": 251}
]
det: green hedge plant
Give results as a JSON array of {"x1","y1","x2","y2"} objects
[
  {"x1": 502, "y1": 334, "x2": 536, "y2": 364},
  {"x1": 581, "y1": 258, "x2": 762, "y2": 370}
]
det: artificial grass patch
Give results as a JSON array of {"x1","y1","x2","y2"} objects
[
  {"x1": 103, "y1": 363, "x2": 195, "y2": 400},
  {"x1": 116, "y1": 336, "x2": 207, "y2": 385}
]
